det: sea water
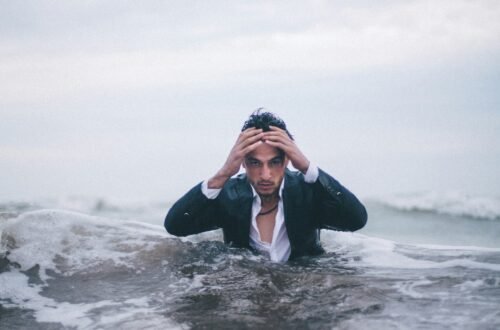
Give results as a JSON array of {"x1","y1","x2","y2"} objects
[{"x1": 1, "y1": 193, "x2": 500, "y2": 329}]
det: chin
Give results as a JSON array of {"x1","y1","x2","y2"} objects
[{"x1": 257, "y1": 189, "x2": 278, "y2": 199}]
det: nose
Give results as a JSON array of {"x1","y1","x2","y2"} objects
[{"x1": 260, "y1": 164, "x2": 272, "y2": 180}]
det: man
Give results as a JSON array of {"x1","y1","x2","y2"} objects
[{"x1": 165, "y1": 110, "x2": 367, "y2": 262}]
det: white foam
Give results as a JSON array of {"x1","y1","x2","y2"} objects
[
  {"x1": 0, "y1": 196, "x2": 168, "y2": 227},
  {"x1": 377, "y1": 191, "x2": 500, "y2": 220},
  {"x1": 393, "y1": 278, "x2": 435, "y2": 299},
  {"x1": 0, "y1": 270, "x2": 185, "y2": 329},
  {"x1": 415, "y1": 243, "x2": 500, "y2": 252},
  {"x1": 4, "y1": 208, "x2": 499, "y2": 275},
  {"x1": 188, "y1": 274, "x2": 207, "y2": 290},
  {"x1": 456, "y1": 279, "x2": 487, "y2": 291},
  {"x1": 0, "y1": 209, "x2": 186, "y2": 329},
  {"x1": 322, "y1": 231, "x2": 500, "y2": 271},
  {"x1": 0, "y1": 270, "x2": 92, "y2": 328},
  {"x1": 0, "y1": 209, "x2": 167, "y2": 281}
]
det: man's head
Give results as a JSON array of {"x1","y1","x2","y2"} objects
[
  {"x1": 241, "y1": 110, "x2": 291, "y2": 199},
  {"x1": 241, "y1": 108, "x2": 293, "y2": 140}
]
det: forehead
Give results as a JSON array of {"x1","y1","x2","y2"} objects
[{"x1": 246, "y1": 143, "x2": 282, "y2": 161}]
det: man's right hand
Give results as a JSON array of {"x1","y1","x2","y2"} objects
[{"x1": 207, "y1": 128, "x2": 264, "y2": 189}]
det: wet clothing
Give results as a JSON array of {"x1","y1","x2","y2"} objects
[
  {"x1": 165, "y1": 168, "x2": 367, "y2": 261},
  {"x1": 201, "y1": 164, "x2": 319, "y2": 262}
]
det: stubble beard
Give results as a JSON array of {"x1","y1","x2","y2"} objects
[{"x1": 258, "y1": 188, "x2": 279, "y2": 203}]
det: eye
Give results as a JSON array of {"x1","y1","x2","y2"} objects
[
  {"x1": 270, "y1": 159, "x2": 283, "y2": 167},
  {"x1": 247, "y1": 159, "x2": 261, "y2": 167}
]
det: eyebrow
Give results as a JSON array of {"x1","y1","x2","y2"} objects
[{"x1": 245, "y1": 156, "x2": 283, "y2": 163}]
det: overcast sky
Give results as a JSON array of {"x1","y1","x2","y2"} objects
[{"x1": 1, "y1": 0, "x2": 499, "y2": 202}]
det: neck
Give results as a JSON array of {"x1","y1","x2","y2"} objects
[{"x1": 259, "y1": 193, "x2": 279, "y2": 206}]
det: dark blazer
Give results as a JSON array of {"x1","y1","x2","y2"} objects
[{"x1": 165, "y1": 168, "x2": 367, "y2": 260}]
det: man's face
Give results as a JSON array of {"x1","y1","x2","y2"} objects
[{"x1": 243, "y1": 142, "x2": 288, "y2": 198}]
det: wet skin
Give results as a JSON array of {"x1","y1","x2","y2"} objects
[
  {"x1": 243, "y1": 143, "x2": 287, "y2": 201},
  {"x1": 207, "y1": 126, "x2": 310, "y2": 243},
  {"x1": 243, "y1": 143, "x2": 288, "y2": 243}
]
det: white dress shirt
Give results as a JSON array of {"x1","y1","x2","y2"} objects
[{"x1": 201, "y1": 165, "x2": 319, "y2": 262}]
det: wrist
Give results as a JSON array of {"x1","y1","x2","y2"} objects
[
  {"x1": 297, "y1": 159, "x2": 310, "y2": 174},
  {"x1": 207, "y1": 171, "x2": 230, "y2": 189}
]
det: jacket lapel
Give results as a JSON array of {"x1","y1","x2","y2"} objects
[
  {"x1": 233, "y1": 170, "x2": 301, "y2": 249},
  {"x1": 283, "y1": 170, "x2": 301, "y2": 249},
  {"x1": 234, "y1": 176, "x2": 254, "y2": 248}
]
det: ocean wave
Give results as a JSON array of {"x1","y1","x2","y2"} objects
[
  {"x1": 0, "y1": 209, "x2": 187, "y2": 329},
  {"x1": 2, "y1": 209, "x2": 499, "y2": 281},
  {"x1": 0, "y1": 196, "x2": 168, "y2": 226},
  {"x1": 1, "y1": 209, "x2": 500, "y2": 329},
  {"x1": 321, "y1": 231, "x2": 500, "y2": 271},
  {"x1": 0, "y1": 209, "x2": 167, "y2": 279},
  {"x1": 375, "y1": 191, "x2": 500, "y2": 220}
]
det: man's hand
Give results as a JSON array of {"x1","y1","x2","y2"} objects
[
  {"x1": 263, "y1": 126, "x2": 310, "y2": 174},
  {"x1": 208, "y1": 128, "x2": 265, "y2": 189}
]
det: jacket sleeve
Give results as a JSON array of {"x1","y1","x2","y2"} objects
[
  {"x1": 313, "y1": 168, "x2": 367, "y2": 231},
  {"x1": 164, "y1": 182, "x2": 222, "y2": 236}
]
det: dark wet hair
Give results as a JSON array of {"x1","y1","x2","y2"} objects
[{"x1": 241, "y1": 108, "x2": 294, "y2": 140}]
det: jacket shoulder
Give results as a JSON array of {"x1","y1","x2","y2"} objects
[
  {"x1": 284, "y1": 169, "x2": 309, "y2": 186},
  {"x1": 218, "y1": 173, "x2": 252, "y2": 200}
]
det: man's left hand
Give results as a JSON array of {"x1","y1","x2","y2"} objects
[{"x1": 262, "y1": 126, "x2": 310, "y2": 174}]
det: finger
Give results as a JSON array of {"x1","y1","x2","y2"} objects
[
  {"x1": 241, "y1": 127, "x2": 263, "y2": 137},
  {"x1": 235, "y1": 128, "x2": 263, "y2": 144},
  {"x1": 265, "y1": 140, "x2": 301, "y2": 165},
  {"x1": 262, "y1": 134, "x2": 292, "y2": 146},
  {"x1": 263, "y1": 139, "x2": 290, "y2": 151},
  {"x1": 262, "y1": 130, "x2": 290, "y2": 140},
  {"x1": 262, "y1": 141, "x2": 292, "y2": 153},
  {"x1": 269, "y1": 126, "x2": 284, "y2": 131},
  {"x1": 238, "y1": 131, "x2": 265, "y2": 149},
  {"x1": 241, "y1": 139, "x2": 264, "y2": 155},
  {"x1": 268, "y1": 126, "x2": 288, "y2": 135}
]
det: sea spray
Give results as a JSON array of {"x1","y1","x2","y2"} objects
[{"x1": 1, "y1": 209, "x2": 499, "y2": 329}]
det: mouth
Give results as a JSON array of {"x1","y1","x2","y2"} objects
[{"x1": 257, "y1": 182, "x2": 274, "y2": 190}]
